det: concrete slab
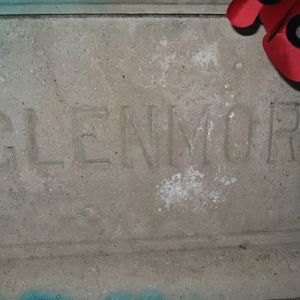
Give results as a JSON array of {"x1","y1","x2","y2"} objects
[{"x1": 0, "y1": 16, "x2": 299, "y2": 299}]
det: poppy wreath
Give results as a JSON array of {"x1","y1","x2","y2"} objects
[{"x1": 227, "y1": 0, "x2": 300, "y2": 83}]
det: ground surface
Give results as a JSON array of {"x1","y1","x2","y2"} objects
[{"x1": 0, "y1": 17, "x2": 299, "y2": 299}]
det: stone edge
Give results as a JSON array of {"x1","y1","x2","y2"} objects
[
  {"x1": 1, "y1": 228, "x2": 300, "y2": 259},
  {"x1": 0, "y1": 4, "x2": 227, "y2": 15}
]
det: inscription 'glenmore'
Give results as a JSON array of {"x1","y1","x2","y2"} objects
[{"x1": 0, "y1": 102, "x2": 299, "y2": 169}]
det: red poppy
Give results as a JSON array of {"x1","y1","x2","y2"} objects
[{"x1": 227, "y1": 0, "x2": 300, "y2": 82}]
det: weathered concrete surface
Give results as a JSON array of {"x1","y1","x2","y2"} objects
[
  {"x1": 0, "y1": 17, "x2": 299, "y2": 299},
  {"x1": 1, "y1": 244, "x2": 300, "y2": 300}
]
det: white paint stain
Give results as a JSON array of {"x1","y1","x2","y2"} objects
[
  {"x1": 235, "y1": 62, "x2": 243, "y2": 70},
  {"x1": 229, "y1": 111, "x2": 235, "y2": 119},
  {"x1": 218, "y1": 176, "x2": 237, "y2": 186},
  {"x1": 157, "y1": 166, "x2": 222, "y2": 212},
  {"x1": 214, "y1": 168, "x2": 237, "y2": 186},
  {"x1": 207, "y1": 120, "x2": 214, "y2": 142},
  {"x1": 157, "y1": 165, "x2": 239, "y2": 212}
]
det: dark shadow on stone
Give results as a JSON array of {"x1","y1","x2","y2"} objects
[
  {"x1": 232, "y1": 17, "x2": 261, "y2": 36},
  {"x1": 280, "y1": 73, "x2": 300, "y2": 91},
  {"x1": 267, "y1": 298, "x2": 300, "y2": 300}
]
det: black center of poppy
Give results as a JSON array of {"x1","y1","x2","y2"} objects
[
  {"x1": 259, "y1": 0, "x2": 282, "y2": 5},
  {"x1": 286, "y1": 15, "x2": 300, "y2": 48}
]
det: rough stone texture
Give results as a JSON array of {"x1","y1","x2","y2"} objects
[{"x1": 0, "y1": 17, "x2": 299, "y2": 299}]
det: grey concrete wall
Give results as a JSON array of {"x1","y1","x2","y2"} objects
[{"x1": 0, "y1": 16, "x2": 299, "y2": 300}]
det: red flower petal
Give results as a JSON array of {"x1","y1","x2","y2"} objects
[
  {"x1": 263, "y1": 33, "x2": 300, "y2": 82},
  {"x1": 260, "y1": 0, "x2": 298, "y2": 34},
  {"x1": 227, "y1": 0, "x2": 263, "y2": 28}
]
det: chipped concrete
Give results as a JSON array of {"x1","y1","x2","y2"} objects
[{"x1": 0, "y1": 16, "x2": 299, "y2": 299}]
